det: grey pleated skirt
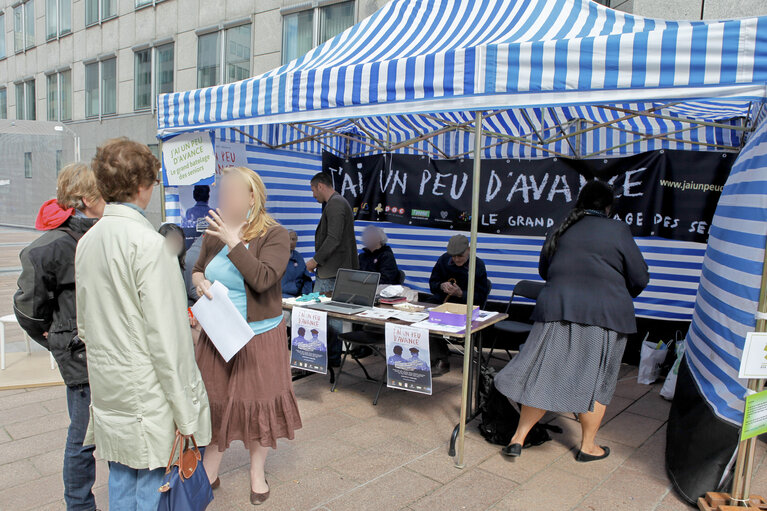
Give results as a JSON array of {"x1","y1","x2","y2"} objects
[{"x1": 494, "y1": 321, "x2": 627, "y2": 414}]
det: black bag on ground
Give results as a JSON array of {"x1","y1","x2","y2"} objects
[{"x1": 478, "y1": 365, "x2": 562, "y2": 446}]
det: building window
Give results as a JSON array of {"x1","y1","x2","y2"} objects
[
  {"x1": 0, "y1": 88, "x2": 6, "y2": 119},
  {"x1": 134, "y1": 42, "x2": 174, "y2": 111},
  {"x1": 197, "y1": 23, "x2": 251, "y2": 88},
  {"x1": 156, "y1": 43, "x2": 174, "y2": 95},
  {"x1": 197, "y1": 32, "x2": 220, "y2": 88},
  {"x1": 282, "y1": 1, "x2": 354, "y2": 64},
  {"x1": 24, "y1": 152, "x2": 32, "y2": 178},
  {"x1": 0, "y1": 14, "x2": 6, "y2": 58},
  {"x1": 15, "y1": 79, "x2": 36, "y2": 120},
  {"x1": 47, "y1": 70, "x2": 71, "y2": 121},
  {"x1": 14, "y1": 0, "x2": 35, "y2": 53},
  {"x1": 85, "y1": 58, "x2": 116, "y2": 118},
  {"x1": 46, "y1": 0, "x2": 72, "y2": 40},
  {"x1": 134, "y1": 49, "x2": 151, "y2": 110},
  {"x1": 85, "y1": 0, "x2": 116, "y2": 26},
  {"x1": 135, "y1": 0, "x2": 164, "y2": 8},
  {"x1": 593, "y1": 0, "x2": 611, "y2": 5}
]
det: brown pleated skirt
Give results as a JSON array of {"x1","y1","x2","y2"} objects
[{"x1": 195, "y1": 319, "x2": 302, "y2": 450}]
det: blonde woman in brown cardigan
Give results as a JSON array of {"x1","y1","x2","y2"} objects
[{"x1": 192, "y1": 167, "x2": 302, "y2": 506}]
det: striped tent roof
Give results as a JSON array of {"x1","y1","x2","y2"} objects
[{"x1": 157, "y1": 0, "x2": 767, "y2": 154}]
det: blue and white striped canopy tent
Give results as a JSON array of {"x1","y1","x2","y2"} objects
[{"x1": 157, "y1": 0, "x2": 767, "y2": 472}]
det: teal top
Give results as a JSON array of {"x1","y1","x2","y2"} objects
[{"x1": 205, "y1": 245, "x2": 283, "y2": 335}]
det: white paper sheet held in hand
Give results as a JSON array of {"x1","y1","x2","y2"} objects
[{"x1": 191, "y1": 281, "x2": 254, "y2": 362}]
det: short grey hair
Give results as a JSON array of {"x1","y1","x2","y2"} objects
[{"x1": 364, "y1": 225, "x2": 388, "y2": 245}]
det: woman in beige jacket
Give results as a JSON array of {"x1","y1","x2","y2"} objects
[{"x1": 75, "y1": 138, "x2": 211, "y2": 511}]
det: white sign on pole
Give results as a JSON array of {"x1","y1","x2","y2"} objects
[
  {"x1": 215, "y1": 141, "x2": 249, "y2": 175},
  {"x1": 738, "y1": 331, "x2": 767, "y2": 379},
  {"x1": 162, "y1": 132, "x2": 216, "y2": 186}
]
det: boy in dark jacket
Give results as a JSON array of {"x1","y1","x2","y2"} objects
[{"x1": 13, "y1": 163, "x2": 104, "y2": 511}]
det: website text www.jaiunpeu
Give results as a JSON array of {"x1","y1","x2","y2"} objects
[{"x1": 658, "y1": 179, "x2": 723, "y2": 193}]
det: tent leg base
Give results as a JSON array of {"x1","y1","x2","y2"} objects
[{"x1": 698, "y1": 492, "x2": 767, "y2": 510}]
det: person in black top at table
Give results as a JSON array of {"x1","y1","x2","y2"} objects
[
  {"x1": 494, "y1": 180, "x2": 649, "y2": 462},
  {"x1": 427, "y1": 234, "x2": 491, "y2": 376},
  {"x1": 358, "y1": 225, "x2": 401, "y2": 285}
]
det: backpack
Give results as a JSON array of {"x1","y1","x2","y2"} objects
[{"x1": 478, "y1": 365, "x2": 562, "y2": 446}]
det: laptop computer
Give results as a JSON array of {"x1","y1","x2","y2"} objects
[{"x1": 304, "y1": 269, "x2": 380, "y2": 315}]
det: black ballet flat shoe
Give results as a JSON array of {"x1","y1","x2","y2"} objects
[
  {"x1": 501, "y1": 443, "x2": 523, "y2": 457},
  {"x1": 575, "y1": 446, "x2": 610, "y2": 462}
]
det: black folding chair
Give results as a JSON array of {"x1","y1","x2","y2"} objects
[
  {"x1": 332, "y1": 327, "x2": 388, "y2": 405},
  {"x1": 487, "y1": 280, "x2": 545, "y2": 360}
]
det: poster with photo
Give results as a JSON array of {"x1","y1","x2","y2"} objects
[
  {"x1": 290, "y1": 307, "x2": 328, "y2": 374},
  {"x1": 385, "y1": 323, "x2": 432, "y2": 395}
]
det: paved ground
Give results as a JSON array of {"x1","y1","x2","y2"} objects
[{"x1": 1, "y1": 226, "x2": 765, "y2": 511}]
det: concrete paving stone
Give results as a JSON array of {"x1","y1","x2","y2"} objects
[
  {"x1": 0, "y1": 429, "x2": 68, "y2": 465},
  {"x1": 598, "y1": 412, "x2": 665, "y2": 449},
  {"x1": 29, "y1": 447, "x2": 65, "y2": 476},
  {"x1": 406, "y1": 437, "x2": 499, "y2": 484},
  {"x1": 654, "y1": 489, "x2": 695, "y2": 510},
  {"x1": 0, "y1": 472, "x2": 65, "y2": 511},
  {"x1": 478, "y1": 438, "x2": 572, "y2": 485},
  {"x1": 0, "y1": 402, "x2": 50, "y2": 427},
  {"x1": 40, "y1": 397, "x2": 69, "y2": 414},
  {"x1": 490, "y1": 467, "x2": 593, "y2": 510},
  {"x1": 626, "y1": 389, "x2": 673, "y2": 422},
  {"x1": 233, "y1": 467, "x2": 358, "y2": 511},
  {"x1": 0, "y1": 387, "x2": 28, "y2": 397},
  {"x1": 621, "y1": 425, "x2": 669, "y2": 481},
  {"x1": 0, "y1": 458, "x2": 42, "y2": 491},
  {"x1": 264, "y1": 435, "x2": 360, "y2": 481},
  {"x1": 5, "y1": 411, "x2": 70, "y2": 440},
  {"x1": 329, "y1": 435, "x2": 429, "y2": 484},
  {"x1": 613, "y1": 376, "x2": 654, "y2": 401},
  {"x1": 552, "y1": 438, "x2": 636, "y2": 482},
  {"x1": 602, "y1": 395, "x2": 636, "y2": 423},
  {"x1": 576, "y1": 467, "x2": 671, "y2": 510},
  {"x1": 409, "y1": 467, "x2": 515, "y2": 511},
  {"x1": 214, "y1": 440, "x2": 253, "y2": 476},
  {"x1": 0, "y1": 427, "x2": 12, "y2": 444},
  {"x1": 325, "y1": 467, "x2": 441, "y2": 511},
  {"x1": 293, "y1": 409, "x2": 362, "y2": 442}
]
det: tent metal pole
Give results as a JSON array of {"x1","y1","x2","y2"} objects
[
  {"x1": 730, "y1": 238, "x2": 767, "y2": 506},
  {"x1": 455, "y1": 110, "x2": 483, "y2": 468}
]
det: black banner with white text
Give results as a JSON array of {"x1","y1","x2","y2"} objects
[{"x1": 322, "y1": 150, "x2": 733, "y2": 243}]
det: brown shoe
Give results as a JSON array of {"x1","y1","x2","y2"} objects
[
  {"x1": 250, "y1": 480, "x2": 270, "y2": 505},
  {"x1": 211, "y1": 477, "x2": 220, "y2": 490}
]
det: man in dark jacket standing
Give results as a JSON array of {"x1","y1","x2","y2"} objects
[
  {"x1": 307, "y1": 172, "x2": 359, "y2": 366},
  {"x1": 13, "y1": 163, "x2": 104, "y2": 511}
]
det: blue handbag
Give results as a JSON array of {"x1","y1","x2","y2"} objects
[{"x1": 157, "y1": 433, "x2": 214, "y2": 511}]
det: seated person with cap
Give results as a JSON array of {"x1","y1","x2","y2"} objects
[
  {"x1": 282, "y1": 229, "x2": 313, "y2": 298},
  {"x1": 427, "y1": 234, "x2": 491, "y2": 376},
  {"x1": 358, "y1": 225, "x2": 401, "y2": 285}
]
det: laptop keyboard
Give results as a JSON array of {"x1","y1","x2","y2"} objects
[{"x1": 327, "y1": 302, "x2": 365, "y2": 309}]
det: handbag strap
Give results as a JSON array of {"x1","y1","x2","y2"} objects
[{"x1": 164, "y1": 432, "x2": 183, "y2": 475}]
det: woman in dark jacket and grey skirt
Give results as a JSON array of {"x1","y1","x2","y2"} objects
[{"x1": 494, "y1": 180, "x2": 649, "y2": 462}]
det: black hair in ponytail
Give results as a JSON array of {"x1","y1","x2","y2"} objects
[{"x1": 542, "y1": 180, "x2": 615, "y2": 260}]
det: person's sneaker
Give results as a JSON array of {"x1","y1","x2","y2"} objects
[{"x1": 432, "y1": 360, "x2": 451, "y2": 377}]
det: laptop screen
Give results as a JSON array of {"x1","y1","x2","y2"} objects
[{"x1": 332, "y1": 269, "x2": 380, "y2": 306}]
